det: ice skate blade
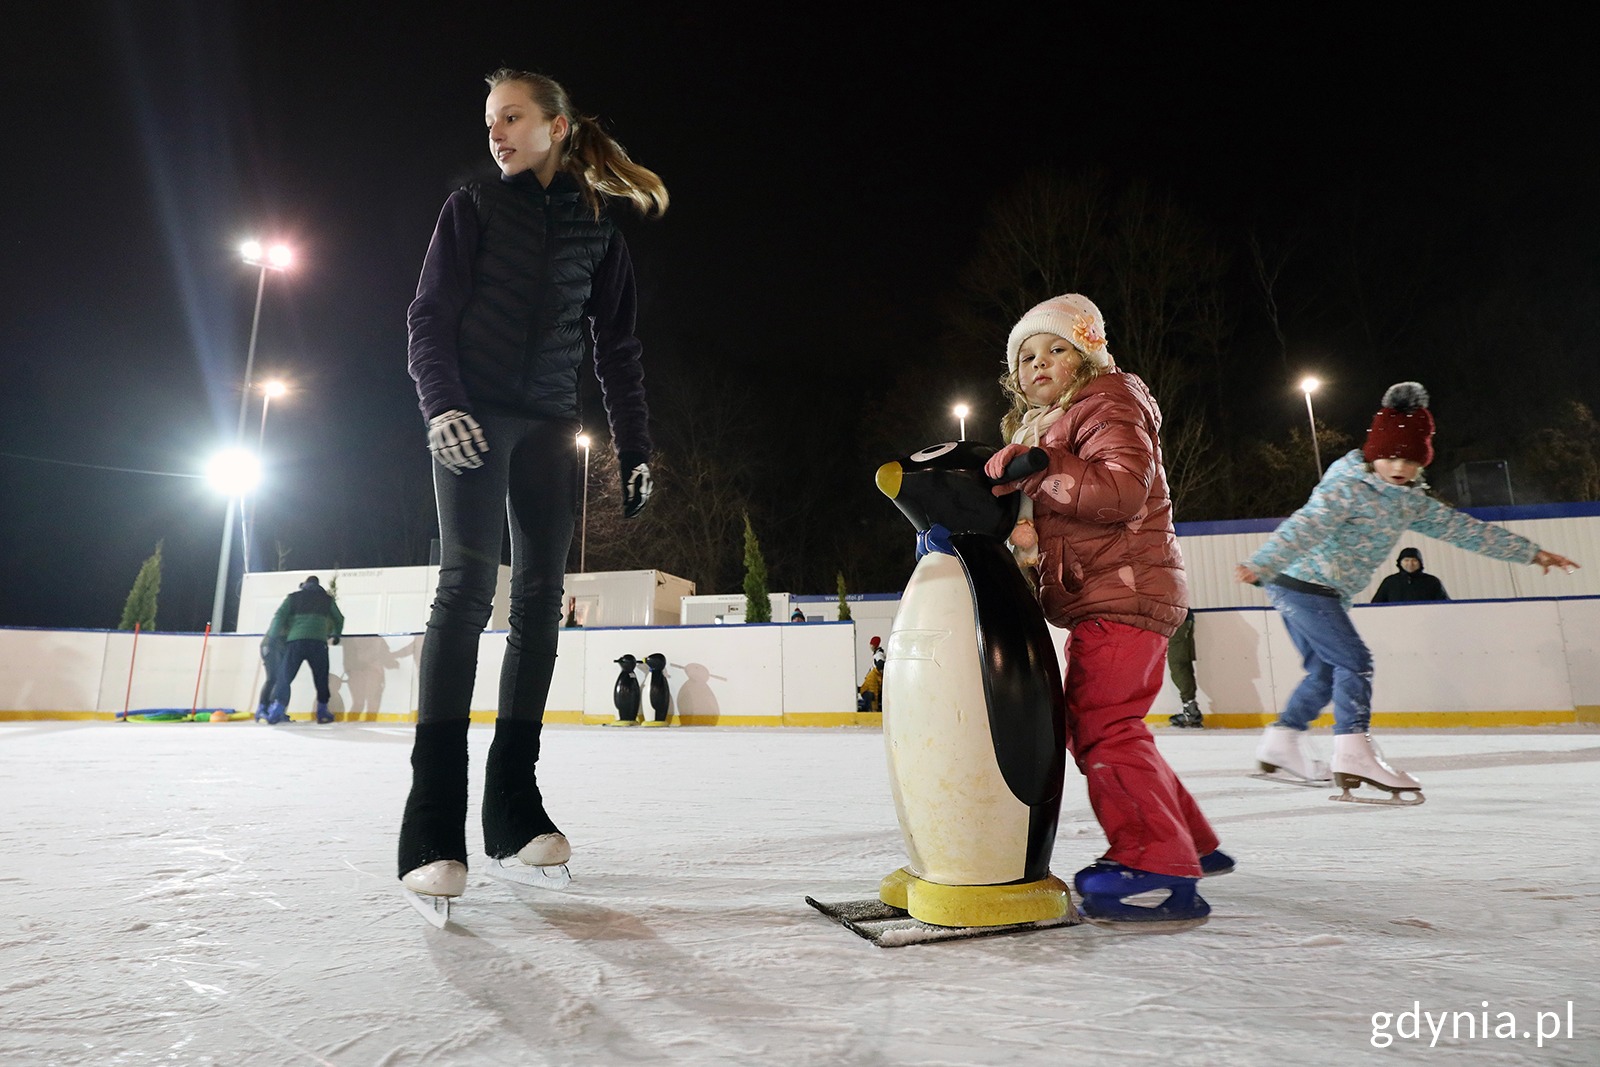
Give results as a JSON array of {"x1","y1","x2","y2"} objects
[
  {"x1": 1075, "y1": 902, "x2": 1209, "y2": 933},
  {"x1": 1331, "y1": 786, "x2": 1425, "y2": 806},
  {"x1": 603, "y1": 719, "x2": 640, "y2": 728},
  {"x1": 402, "y1": 888, "x2": 453, "y2": 928},
  {"x1": 1250, "y1": 770, "x2": 1330, "y2": 787},
  {"x1": 484, "y1": 857, "x2": 574, "y2": 891}
]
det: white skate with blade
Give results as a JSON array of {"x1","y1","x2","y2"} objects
[
  {"x1": 1330, "y1": 732, "x2": 1424, "y2": 806},
  {"x1": 484, "y1": 832, "x2": 573, "y2": 891},
  {"x1": 401, "y1": 859, "x2": 466, "y2": 927},
  {"x1": 1252, "y1": 724, "x2": 1331, "y2": 785}
]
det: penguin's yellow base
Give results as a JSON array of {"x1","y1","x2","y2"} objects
[{"x1": 879, "y1": 867, "x2": 1071, "y2": 928}]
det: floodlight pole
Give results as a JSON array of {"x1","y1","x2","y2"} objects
[
  {"x1": 211, "y1": 261, "x2": 271, "y2": 630},
  {"x1": 1299, "y1": 378, "x2": 1322, "y2": 482},
  {"x1": 579, "y1": 437, "x2": 591, "y2": 572}
]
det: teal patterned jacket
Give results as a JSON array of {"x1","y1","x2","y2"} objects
[{"x1": 1248, "y1": 450, "x2": 1538, "y2": 605}]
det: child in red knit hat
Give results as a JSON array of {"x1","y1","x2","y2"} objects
[{"x1": 1236, "y1": 382, "x2": 1579, "y2": 804}]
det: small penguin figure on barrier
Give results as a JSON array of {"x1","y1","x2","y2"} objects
[
  {"x1": 612, "y1": 654, "x2": 642, "y2": 725},
  {"x1": 643, "y1": 653, "x2": 670, "y2": 725}
]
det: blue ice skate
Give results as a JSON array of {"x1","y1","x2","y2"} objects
[
  {"x1": 1077, "y1": 848, "x2": 1234, "y2": 883},
  {"x1": 264, "y1": 701, "x2": 290, "y2": 725},
  {"x1": 314, "y1": 701, "x2": 334, "y2": 724},
  {"x1": 1074, "y1": 861, "x2": 1210, "y2": 926}
]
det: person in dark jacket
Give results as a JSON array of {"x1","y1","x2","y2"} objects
[
  {"x1": 253, "y1": 634, "x2": 286, "y2": 723},
  {"x1": 262, "y1": 576, "x2": 343, "y2": 725},
  {"x1": 1371, "y1": 547, "x2": 1449, "y2": 602},
  {"x1": 398, "y1": 67, "x2": 668, "y2": 912}
]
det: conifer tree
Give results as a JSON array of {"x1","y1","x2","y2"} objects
[
  {"x1": 742, "y1": 513, "x2": 771, "y2": 623},
  {"x1": 836, "y1": 571, "x2": 852, "y2": 621},
  {"x1": 118, "y1": 541, "x2": 163, "y2": 631}
]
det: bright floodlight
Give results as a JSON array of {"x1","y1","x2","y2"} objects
[
  {"x1": 952, "y1": 403, "x2": 970, "y2": 419},
  {"x1": 241, "y1": 239, "x2": 293, "y2": 271},
  {"x1": 576, "y1": 433, "x2": 592, "y2": 450},
  {"x1": 205, "y1": 447, "x2": 262, "y2": 496},
  {"x1": 261, "y1": 380, "x2": 288, "y2": 398},
  {"x1": 1300, "y1": 376, "x2": 1321, "y2": 394}
]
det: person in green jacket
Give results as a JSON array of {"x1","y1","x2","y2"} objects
[{"x1": 263, "y1": 576, "x2": 344, "y2": 724}]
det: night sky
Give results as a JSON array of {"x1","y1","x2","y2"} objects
[{"x1": 3, "y1": 4, "x2": 1597, "y2": 631}]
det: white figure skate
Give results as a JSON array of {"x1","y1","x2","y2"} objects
[
  {"x1": 1331, "y1": 733, "x2": 1424, "y2": 806},
  {"x1": 1252, "y1": 724, "x2": 1331, "y2": 785},
  {"x1": 484, "y1": 832, "x2": 573, "y2": 890},
  {"x1": 401, "y1": 859, "x2": 467, "y2": 927}
]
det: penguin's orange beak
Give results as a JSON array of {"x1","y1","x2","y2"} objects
[{"x1": 875, "y1": 461, "x2": 902, "y2": 499}]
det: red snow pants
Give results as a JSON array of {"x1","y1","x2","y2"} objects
[{"x1": 1064, "y1": 619, "x2": 1218, "y2": 878}]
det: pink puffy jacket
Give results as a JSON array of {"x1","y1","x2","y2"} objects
[{"x1": 1022, "y1": 370, "x2": 1188, "y2": 637}]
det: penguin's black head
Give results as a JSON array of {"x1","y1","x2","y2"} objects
[{"x1": 875, "y1": 441, "x2": 1022, "y2": 539}]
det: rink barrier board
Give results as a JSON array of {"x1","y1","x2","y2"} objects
[{"x1": 1, "y1": 599, "x2": 1597, "y2": 726}]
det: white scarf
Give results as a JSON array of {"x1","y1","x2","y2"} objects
[{"x1": 1007, "y1": 403, "x2": 1065, "y2": 568}]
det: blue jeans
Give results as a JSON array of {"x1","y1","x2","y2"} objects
[
  {"x1": 258, "y1": 637, "x2": 285, "y2": 708},
  {"x1": 1265, "y1": 584, "x2": 1373, "y2": 735},
  {"x1": 274, "y1": 639, "x2": 330, "y2": 704}
]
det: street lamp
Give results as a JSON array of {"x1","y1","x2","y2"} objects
[
  {"x1": 211, "y1": 239, "x2": 292, "y2": 630},
  {"x1": 256, "y1": 379, "x2": 289, "y2": 452},
  {"x1": 576, "y1": 433, "x2": 591, "y2": 572},
  {"x1": 952, "y1": 403, "x2": 969, "y2": 441},
  {"x1": 235, "y1": 242, "x2": 293, "y2": 442},
  {"x1": 242, "y1": 379, "x2": 290, "y2": 572},
  {"x1": 1299, "y1": 376, "x2": 1322, "y2": 480}
]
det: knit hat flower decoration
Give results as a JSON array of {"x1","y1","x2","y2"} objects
[{"x1": 1069, "y1": 311, "x2": 1107, "y2": 357}]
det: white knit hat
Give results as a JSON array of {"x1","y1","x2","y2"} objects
[{"x1": 1005, "y1": 293, "x2": 1114, "y2": 375}]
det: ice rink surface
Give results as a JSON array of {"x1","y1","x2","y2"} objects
[{"x1": 2, "y1": 721, "x2": 1597, "y2": 1066}]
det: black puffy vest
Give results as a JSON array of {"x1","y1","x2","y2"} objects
[{"x1": 456, "y1": 171, "x2": 615, "y2": 421}]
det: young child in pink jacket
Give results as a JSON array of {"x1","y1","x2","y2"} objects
[{"x1": 985, "y1": 293, "x2": 1227, "y2": 925}]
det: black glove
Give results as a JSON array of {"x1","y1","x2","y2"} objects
[
  {"x1": 329, "y1": 635, "x2": 341, "y2": 646},
  {"x1": 619, "y1": 450, "x2": 653, "y2": 519}
]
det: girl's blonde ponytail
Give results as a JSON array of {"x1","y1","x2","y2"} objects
[{"x1": 566, "y1": 113, "x2": 669, "y2": 218}]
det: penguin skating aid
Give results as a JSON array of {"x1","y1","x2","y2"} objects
[
  {"x1": 807, "y1": 441, "x2": 1079, "y2": 945},
  {"x1": 642, "y1": 653, "x2": 671, "y2": 726},
  {"x1": 607, "y1": 654, "x2": 642, "y2": 725}
]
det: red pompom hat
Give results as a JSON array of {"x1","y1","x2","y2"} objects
[{"x1": 1362, "y1": 382, "x2": 1435, "y2": 466}]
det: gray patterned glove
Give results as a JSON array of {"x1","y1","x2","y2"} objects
[
  {"x1": 619, "y1": 451, "x2": 653, "y2": 518},
  {"x1": 427, "y1": 410, "x2": 488, "y2": 475}
]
